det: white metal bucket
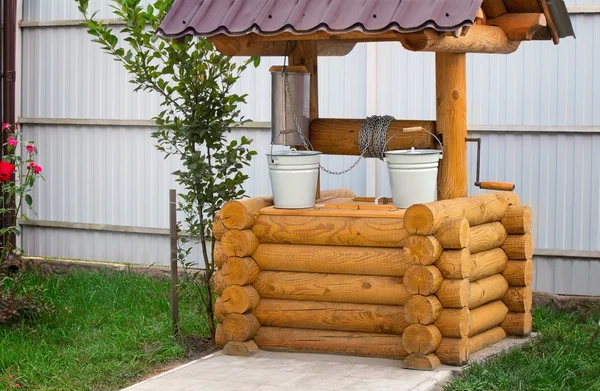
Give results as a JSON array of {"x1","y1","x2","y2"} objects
[
  {"x1": 267, "y1": 150, "x2": 322, "y2": 209},
  {"x1": 385, "y1": 148, "x2": 443, "y2": 208}
]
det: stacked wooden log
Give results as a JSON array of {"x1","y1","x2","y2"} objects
[
  {"x1": 212, "y1": 196, "x2": 270, "y2": 357},
  {"x1": 212, "y1": 191, "x2": 533, "y2": 369},
  {"x1": 401, "y1": 192, "x2": 532, "y2": 369}
]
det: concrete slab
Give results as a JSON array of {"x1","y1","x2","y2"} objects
[
  {"x1": 122, "y1": 335, "x2": 536, "y2": 391},
  {"x1": 121, "y1": 351, "x2": 454, "y2": 391}
]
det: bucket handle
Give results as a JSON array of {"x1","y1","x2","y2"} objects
[
  {"x1": 384, "y1": 127, "x2": 444, "y2": 153},
  {"x1": 270, "y1": 131, "x2": 315, "y2": 163}
]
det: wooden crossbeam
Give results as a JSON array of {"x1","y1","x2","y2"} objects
[
  {"x1": 488, "y1": 13, "x2": 547, "y2": 41},
  {"x1": 309, "y1": 119, "x2": 436, "y2": 156},
  {"x1": 401, "y1": 26, "x2": 519, "y2": 54},
  {"x1": 211, "y1": 25, "x2": 520, "y2": 57}
]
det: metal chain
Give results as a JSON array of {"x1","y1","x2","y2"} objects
[{"x1": 281, "y1": 66, "x2": 394, "y2": 175}]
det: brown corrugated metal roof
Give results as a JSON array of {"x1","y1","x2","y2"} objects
[{"x1": 158, "y1": 0, "x2": 484, "y2": 38}]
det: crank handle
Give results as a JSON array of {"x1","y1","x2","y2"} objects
[{"x1": 476, "y1": 181, "x2": 515, "y2": 192}]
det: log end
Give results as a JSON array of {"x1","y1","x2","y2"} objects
[
  {"x1": 402, "y1": 324, "x2": 443, "y2": 354},
  {"x1": 403, "y1": 353, "x2": 441, "y2": 371},
  {"x1": 404, "y1": 235, "x2": 443, "y2": 265},
  {"x1": 223, "y1": 340, "x2": 260, "y2": 357},
  {"x1": 404, "y1": 204, "x2": 436, "y2": 235},
  {"x1": 404, "y1": 295, "x2": 443, "y2": 325},
  {"x1": 405, "y1": 265, "x2": 444, "y2": 296}
]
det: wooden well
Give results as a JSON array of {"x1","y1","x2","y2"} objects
[
  {"x1": 158, "y1": 0, "x2": 573, "y2": 370},
  {"x1": 213, "y1": 190, "x2": 534, "y2": 369}
]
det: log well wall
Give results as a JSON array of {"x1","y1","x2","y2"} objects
[{"x1": 212, "y1": 191, "x2": 533, "y2": 369}]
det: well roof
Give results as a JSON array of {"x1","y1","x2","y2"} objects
[{"x1": 157, "y1": 0, "x2": 484, "y2": 38}]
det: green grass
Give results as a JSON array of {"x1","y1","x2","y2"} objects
[
  {"x1": 445, "y1": 304, "x2": 600, "y2": 391},
  {"x1": 0, "y1": 271, "x2": 210, "y2": 391}
]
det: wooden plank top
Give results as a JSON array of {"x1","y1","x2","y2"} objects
[{"x1": 259, "y1": 198, "x2": 406, "y2": 219}]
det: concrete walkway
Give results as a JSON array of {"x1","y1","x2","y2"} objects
[{"x1": 122, "y1": 351, "x2": 454, "y2": 391}]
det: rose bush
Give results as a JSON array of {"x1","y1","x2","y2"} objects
[{"x1": 1, "y1": 123, "x2": 43, "y2": 263}]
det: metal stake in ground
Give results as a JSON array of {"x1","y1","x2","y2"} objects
[{"x1": 169, "y1": 189, "x2": 179, "y2": 336}]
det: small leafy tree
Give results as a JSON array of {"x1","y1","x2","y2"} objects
[{"x1": 76, "y1": 0, "x2": 258, "y2": 340}]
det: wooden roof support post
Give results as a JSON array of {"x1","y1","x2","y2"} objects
[
  {"x1": 290, "y1": 41, "x2": 321, "y2": 199},
  {"x1": 436, "y1": 52, "x2": 467, "y2": 200}
]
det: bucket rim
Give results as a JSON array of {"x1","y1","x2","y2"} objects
[
  {"x1": 267, "y1": 150, "x2": 322, "y2": 157},
  {"x1": 385, "y1": 149, "x2": 442, "y2": 155}
]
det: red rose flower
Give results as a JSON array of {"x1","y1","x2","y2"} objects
[
  {"x1": 28, "y1": 162, "x2": 42, "y2": 174},
  {"x1": 0, "y1": 161, "x2": 15, "y2": 182}
]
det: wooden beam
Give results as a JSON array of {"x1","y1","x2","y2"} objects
[
  {"x1": 435, "y1": 52, "x2": 467, "y2": 200},
  {"x1": 213, "y1": 26, "x2": 518, "y2": 57},
  {"x1": 402, "y1": 26, "x2": 519, "y2": 54},
  {"x1": 309, "y1": 119, "x2": 436, "y2": 156},
  {"x1": 482, "y1": 0, "x2": 508, "y2": 18},
  {"x1": 209, "y1": 35, "x2": 356, "y2": 56},
  {"x1": 505, "y1": 0, "x2": 541, "y2": 13},
  {"x1": 488, "y1": 13, "x2": 547, "y2": 41}
]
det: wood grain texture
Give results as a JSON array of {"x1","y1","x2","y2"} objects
[
  {"x1": 402, "y1": 26, "x2": 519, "y2": 54},
  {"x1": 469, "y1": 300, "x2": 509, "y2": 337},
  {"x1": 435, "y1": 218, "x2": 470, "y2": 249},
  {"x1": 213, "y1": 241, "x2": 227, "y2": 268},
  {"x1": 501, "y1": 311, "x2": 532, "y2": 336},
  {"x1": 253, "y1": 271, "x2": 409, "y2": 305},
  {"x1": 223, "y1": 313, "x2": 261, "y2": 341},
  {"x1": 211, "y1": 34, "x2": 357, "y2": 57},
  {"x1": 215, "y1": 297, "x2": 225, "y2": 322},
  {"x1": 252, "y1": 215, "x2": 410, "y2": 247},
  {"x1": 435, "y1": 337, "x2": 468, "y2": 365},
  {"x1": 501, "y1": 205, "x2": 532, "y2": 234},
  {"x1": 220, "y1": 197, "x2": 274, "y2": 230},
  {"x1": 403, "y1": 353, "x2": 441, "y2": 370},
  {"x1": 502, "y1": 260, "x2": 534, "y2": 287},
  {"x1": 404, "y1": 295, "x2": 443, "y2": 325},
  {"x1": 252, "y1": 243, "x2": 410, "y2": 276},
  {"x1": 436, "y1": 51, "x2": 467, "y2": 200},
  {"x1": 482, "y1": 0, "x2": 508, "y2": 18},
  {"x1": 259, "y1": 205, "x2": 405, "y2": 219},
  {"x1": 403, "y1": 235, "x2": 443, "y2": 266},
  {"x1": 215, "y1": 324, "x2": 231, "y2": 349},
  {"x1": 253, "y1": 299, "x2": 408, "y2": 334},
  {"x1": 469, "y1": 327, "x2": 506, "y2": 354},
  {"x1": 254, "y1": 327, "x2": 408, "y2": 359},
  {"x1": 223, "y1": 340, "x2": 260, "y2": 357},
  {"x1": 221, "y1": 285, "x2": 261, "y2": 314},
  {"x1": 470, "y1": 248, "x2": 509, "y2": 281},
  {"x1": 468, "y1": 326, "x2": 506, "y2": 354},
  {"x1": 222, "y1": 257, "x2": 260, "y2": 286},
  {"x1": 468, "y1": 274, "x2": 509, "y2": 309},
  {"x1": 436, "y1": 278, "x2": 470, "y2": 308},
  {"x1": 214, "y1": 269, "x2": 227, "y2": 295},
  {"x1": 402, "y1": 324, "x2": 443, "y2": 354},
  {"x1": 468, "y1": 222, "x2": 508, "y2": 253},
  {"x1": 309, "y1": 119, "x2": 435, "y2": 155},
  {"x1": 435, "y1": 249, "x2": 472, "y2": 279},
  {"x1": 404, "y1": 265, "x2": 444, "y2": 295},
  {"x1": 501, "y1": 233, "x2": 534, "y2": 260},
  {"x1": 502, "y1": 286, "x2": 533, "y2": 312},
  {"x1": 212, "y1": 214, "x2": 227, "y2": 241},
  {"x1": 221, "y1": 229, "x2": 259, "y2": 257},
  {"x1": 434, "y1": 307, "x2": 471, "y2": 338},
  {"x1": 404, "y1": 192, "x2": 519, "y2": 235}
]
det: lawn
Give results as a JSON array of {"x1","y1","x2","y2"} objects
[
  {"x1": 0, "y1": 270, "x2": 210, "y2": 390},
  {"x1": 445, "y1": 303, "x2": 600, "y2": 391}
]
